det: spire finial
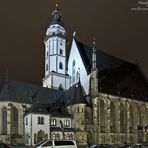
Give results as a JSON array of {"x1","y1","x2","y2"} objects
[
  {"x1": 56, "y1": 0, "x2": 59, "y2": 8},
  {"x1": 92, "y1": 37, "x2": 97, "y2": 71},
  {"x1": 56, "y1": 3, "x2": 58, "y2": 8}
]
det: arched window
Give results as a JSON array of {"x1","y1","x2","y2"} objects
[
  {"x1": 129, "y1": 104, "x2": 134, "y2": 133},
  {"x1": 2, "y1": 106, "x2": 7, "y2": 134},
  {"x1": 12, "y1": 106, "x2": 18, "y2": 134},
  {"x1": 120, "y1": 103, "x2": 126, "y2": 133},
  {"x1": 59, "y1": 62, "x2": 63, "y2": 70},
  {"x1": 100, "y1": 100, "x2": 105, "y2": 132},
  {"x1": 110, "y1": 101, "x2": 116, "y2": 133}
]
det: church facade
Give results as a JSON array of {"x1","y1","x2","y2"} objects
[{"x1": 0, "y1": 5, "x2": 148, "y2": 147}]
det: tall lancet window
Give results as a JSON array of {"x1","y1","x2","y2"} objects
[
  {"x1": 12, "y1": 106, "x2": 19, "y2": 134},
  {"x1": 72, "y1": 60, "x2": 76, "y2": 84},
  {"x1": 2, "y1": 106, "x2": 7, "y2": 134}
]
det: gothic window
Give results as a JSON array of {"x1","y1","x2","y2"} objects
[
  {"x1": 64, "y1": 120, "x2": 70, "y2": 127},
  {"x1": 72, "y1": 60, "x2": 76, "y2": 84},
  {"x1": 2, "y1": 106, "x2": 7, "y2": 134},
  {"x1": 12, "y1": 106, "x2": 19, "y2": 134},
  {"x1": 59, "y1": 62, "x2": 63, "y2": 70},
  {"x1": 50, "y1": 119, "x2": 57, "y2": 126},
  {"x1": 110, "y1": 101, "x2": 116, "y2": 133},
  {"x1": 100, "y1": 100, "x2": 105, "y2": 132},
  {"x1": 59, "y1": 49, "x2": 63, "y2": 55},
  {"x1": 129, "y1": 104, "x2": 134, "y2": 133},
  {"x1": 120, "y1": 103, "x2": 126, "y2": 133},
  {"x1": 137, "y1": 106, "x2": 142, "y2": 126}
]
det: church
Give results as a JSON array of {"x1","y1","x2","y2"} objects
[{"x1": 0, "y1": 5, "x2": 148, "y2": 147}]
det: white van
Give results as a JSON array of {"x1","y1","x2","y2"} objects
[{"x1": 35, "y1": 140, "x2": 77, "y2": 148}]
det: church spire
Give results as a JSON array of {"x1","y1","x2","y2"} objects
[{"x1": 52, "y1": 3, "x2": 61, "y2": 20}]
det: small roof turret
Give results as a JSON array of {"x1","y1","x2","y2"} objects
[{"x1": 49, "y1": 4, "x2": 64, "y2": 27}]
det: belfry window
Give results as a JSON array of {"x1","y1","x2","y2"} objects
[
  {"x1": 59, "y1": 49, "x2": 63, "y2": 55},
  {"x1": 59, "y1": 62, "x2": 63, "y2": 70}
]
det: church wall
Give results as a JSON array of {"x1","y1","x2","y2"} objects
[
  {"x1": 0, "y1": 101, "x2": 31, "y2": 144},
  {"x1": 91, "y1": 93, "x2": 148, "y2": 145},
  {"x1": 68, "y1": 39, "x2": 90, "y2": 94}
]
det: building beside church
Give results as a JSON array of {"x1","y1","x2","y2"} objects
[{"x1": 0, "y1": 5, "x2": 148, "y2": 147}]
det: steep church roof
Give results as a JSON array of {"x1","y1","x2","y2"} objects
[
  {"x1": 0, "y1": 79, "x2": 63, "y2": 104},
  {"x1": 74, "y1": 37, "x2": 148, "y2": 101}
]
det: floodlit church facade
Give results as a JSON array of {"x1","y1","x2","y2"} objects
[{"x1": 0, "y1": 5, "x2": 148, "y2": 147}]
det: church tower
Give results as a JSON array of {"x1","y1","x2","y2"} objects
[{"x1": 43, "y1": 5, "x2": 70, "y2": 90}]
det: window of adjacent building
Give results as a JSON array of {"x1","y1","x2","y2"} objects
[
  {"x1": 59, "y1": 62, "x2": 63, "y2": 70},
  {"x1": 50, "y1": 119, "x2": 57, "y2": 126},
  {"x1": 64, "y1": 120, "x2": 70, "y2": 127},
  {"x1": 2, "y1": 106, "x2": 7, "y2": 134},
  {"x1": 59, "y1": 49, "x2": 63, "y2": 55},
  {"x1": 38, "y1": 116, "x2": 44, "y2": 125}
]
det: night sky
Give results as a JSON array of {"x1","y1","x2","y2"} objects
[{"x1": 0, "y1": 0, "x2": 148, "y2": 88}]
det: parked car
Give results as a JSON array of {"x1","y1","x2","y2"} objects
[
  {"x1": 0, "y1": 143, "x2": 10, "y2": 148},
  {"x1": 34, "y1": 140, "x2": 77, "y2": 148}
]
